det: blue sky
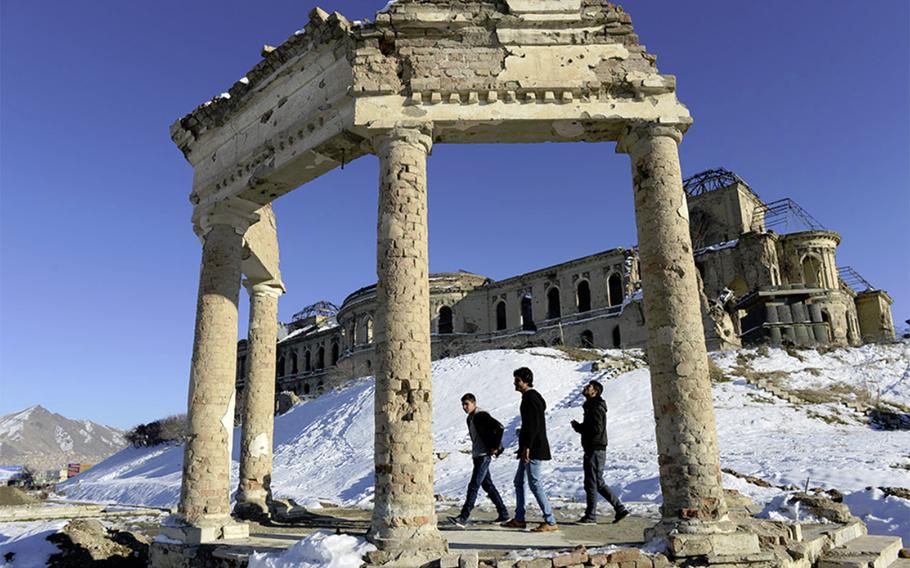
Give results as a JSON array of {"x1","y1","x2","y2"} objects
[{"x1": 1, "y1": 1, "x2": 907, "y2": 429}]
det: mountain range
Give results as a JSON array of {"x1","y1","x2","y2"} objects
[{"x1": 0, "y1": 405, "x2": 126, "y2": 473}]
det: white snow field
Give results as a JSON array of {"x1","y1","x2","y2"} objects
[
  {"x1": 0, "y1": 520, "x2": 67, "y2": 568},
  {"x1": 59, "y1": 342, "x2": 910, "y2": 542}
]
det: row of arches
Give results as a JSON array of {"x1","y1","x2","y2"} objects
[
  {"x1": 493, "y1": 274, "x2": 625, "y2": 332},
  {"x1": 277, "y1": 342, "x2": 340, "y2": 377},
  {"x1": 578, "y1": 327, "x2": 622, "y2": 348}
]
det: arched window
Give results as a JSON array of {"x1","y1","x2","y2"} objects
[
  {"x1": 821, "y1": 310, "x2": 832, "y2": 342},
  {"x1": 495, "y1": 301, "x2": 507, "y2": 331},
  {"x1": 331, "y1": 341, "x2": 339, "y2": 366},
  {"x1": 521, "y1": 295, "x2": 536, "y2": 331},
  {"x1": 304, "y1": 350, "x2": 311, "y2": 372},
  {"x1": 612, "y1": 326, "x2": 621, "y2": 348},
  {"x1": 365, "y1": 318, "x2": 374, "y2": 344},
  {"x1": 276, "y1": 355, "x2": 286, "y2": 377},
  {"x1": 607, "y1": 273, "x2": 623, "y2": 307},
  {"x1": 802, "y1": 255, "x2": 824, "y2": 287},
  {"x1": 303, "y1": 383, "x2": 311, "y2": 395},
  {"x1": 580, "y1": 330, "x2": 594, "y2": 348},
  {"x1": 316, "y1": 346, "x2": 325, "y2": 370},
  {"x1": 290, "y1": 352, "x2": 299, "y2": 375},
  {"x1": 576, "y1": 280, "x2": 591, "y2": 313},
  {"x1": 438, "y1": 306, "x2": 454, "y2": 334},
  {"x1": 547, "y1": 287, "x2": 561, "y2": 320}
]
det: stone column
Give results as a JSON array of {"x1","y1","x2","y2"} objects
[
  {"x1": 368, "y1": 126, "x2": 447, "y2": 563},
  {"x1": 617, "y1": 123, "x2": 758, "y2": 558},
  {"x1": 235, "y1": 280, "x2": 284, "y2": 520},
  {"x1": 165, "y1": 203, "x2": 258, "y2": 544}
]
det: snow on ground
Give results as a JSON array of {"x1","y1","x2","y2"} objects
[
  {"x1": 60, "y1": 342, "x2": 910, "y2": 542},
  {"x1": 248, "y1": 531, "x2": 375, "y2": 568},
  {"x1": 0, "y1": 520, "x2": 67, "y2": 568},
  {"x1": 713, "y1": 340, "x2": 910, "y2": 407}
]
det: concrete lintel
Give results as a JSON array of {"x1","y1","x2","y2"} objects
[{"x1": 353, "y1": 94, "x2": 690, "y2": 144}]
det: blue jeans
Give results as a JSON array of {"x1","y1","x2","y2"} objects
[
  {"x1": 514, "y1": 459, "x2": 556, "y2": 524},
  {"x1": 460, "y1": 455, "x2": 508, "y2": 520}
]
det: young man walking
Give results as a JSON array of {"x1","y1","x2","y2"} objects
[
  {"x1": 501, "y1": 367, "x2": 559, "y2": 532},
  {"x1": 570, "y1": 380, "x2": 629, "y2": 525},
  {"x1": 449, "y1": 393, "x2": 510, "y2": 527}
]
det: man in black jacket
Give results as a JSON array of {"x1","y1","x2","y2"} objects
[
  {"x1": 571, "y1": 380, "x2": 629, "y2": 524},
  {"x1": 449, "y1": 393, "x2": 510, "y2": 527},
  {"x1": 501, "y1": 367, "x2": 559, "y2": 532}
]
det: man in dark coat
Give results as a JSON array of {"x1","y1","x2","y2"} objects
[
  {"x1": 501, "y1": 367, "x2": 558, "y2": 532},
  {"x1": 571, "y1": 380, "x2": 629, "y2": 524},
  {"x1": 449, "y1": 393, "x2": 510, "y2": 527}
]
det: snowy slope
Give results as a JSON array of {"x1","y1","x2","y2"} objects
[{"x1": 61, "y1": 343, "x2": 910, "y2": 541}]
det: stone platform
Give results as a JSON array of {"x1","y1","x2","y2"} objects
[{"x1": 150, "y1": 505, "x2": 653, "y2": 567}]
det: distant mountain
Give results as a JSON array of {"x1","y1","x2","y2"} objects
[{"x1": 0, "y1": 405, "x2": 126, "y2": 473}]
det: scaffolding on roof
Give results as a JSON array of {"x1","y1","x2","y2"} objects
[
  {"x1": 754, "y1": 198, "x2": 826, "y2": 234},
  {"x1": 838, "y1": 266, "x2": 875, "y2": 293},
  {"x1": 683, "y1": 168, "x2": 753, "y2": 197},
  {"x1": 292, "y1": 301, "x2": 339, "y2": 322}
]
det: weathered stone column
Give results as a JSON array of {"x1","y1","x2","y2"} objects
[
  {"x1": 235, "y1": 280, "x2": 284, "y2": 520},
  {"x1": 368, "y1": 126, "x2": 447, "y2": 562},
  {"x1": 165, "y1": 203, "x2": 258, "y2": 544},
  {"x1": 617, "y1": 123, "x2": 758, "y2": 558}
]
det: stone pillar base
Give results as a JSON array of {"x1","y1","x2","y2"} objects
[
  {"x1": 233, "y1": 487, "x2": 270, "y2": 521},
  {"x1": 160, "y1": 515, "x2": 249, "y2": 544},
  {"x1": 646, "y1": 520, "x2": 760, "y2": 559},
  {"x1": 233, "y1": 500, "x2": 269, "y2": 522}
]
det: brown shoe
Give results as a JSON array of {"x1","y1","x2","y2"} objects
[
  {"x1": 500, "y1": 518, "x2": 527, "y2": 529},
  {"x1": 531, "y1": 522, "x2": 559, "y2": 533}
]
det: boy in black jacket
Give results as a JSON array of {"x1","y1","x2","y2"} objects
[
  {"x1": 571, "y1": 380, "x2": 629, "y2": 524},
  {"x1": 449, "y1": 393, "x2": 510, "y2": 527},
  {"x1": 501, "y1": 367, "x2": 559, "y2": 532}
]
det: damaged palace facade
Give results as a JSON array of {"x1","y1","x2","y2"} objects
[{"x1": 238, "y1": 169, "x2": 895, "y2": 397}]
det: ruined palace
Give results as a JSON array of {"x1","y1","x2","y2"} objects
[
  {"x1": 238, "y1": 168, "x2": 895, "y2": 398},
  {"x1": 159, "y1": 0, "x2": 892, "y2": 564}
]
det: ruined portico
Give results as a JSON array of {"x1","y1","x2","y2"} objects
[{"x1": 166, "y1": 0, "x2": 758, "y2": 563}]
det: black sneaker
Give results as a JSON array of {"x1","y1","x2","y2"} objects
[
  {"x1": 576, "y1": 516, "x2": 597, "y2": 525},
  {"x1": 448, "y1": 515, "x2": 469, "y2": 528},
  {"x1": 612, "y1": 509, "x2": 630, "y2": 524},
  {"x1": 493, "y1": 513, "x2": 510, "y2": 524}
]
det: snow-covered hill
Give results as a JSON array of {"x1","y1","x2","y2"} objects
[
  {"x1": 60, "y1": 343, "x2": 910, "y2": 541},
  {"x1": 0, "y1": 405, "x2": 126, "y2": 472}
]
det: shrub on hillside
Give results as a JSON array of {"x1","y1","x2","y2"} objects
[
  {"x1": 708, "y1": 359, "x2": 732, "y2": 383},
  {"x1": 126, "y1": 414, "x2": 188, "y2": 447}
]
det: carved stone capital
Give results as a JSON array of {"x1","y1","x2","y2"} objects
[
  {"x1": 193, "y1": 197, "x2": 262, "y2": 238},
  {"x1": 243, "y1": 279, "x2": 286, "y2": 298},
  {"x1": 615, "y1": 121, "x2": 687, "y2": 155},
  {"x1": 372, "y1": 124, "x2": 434, "y2": 156}
]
